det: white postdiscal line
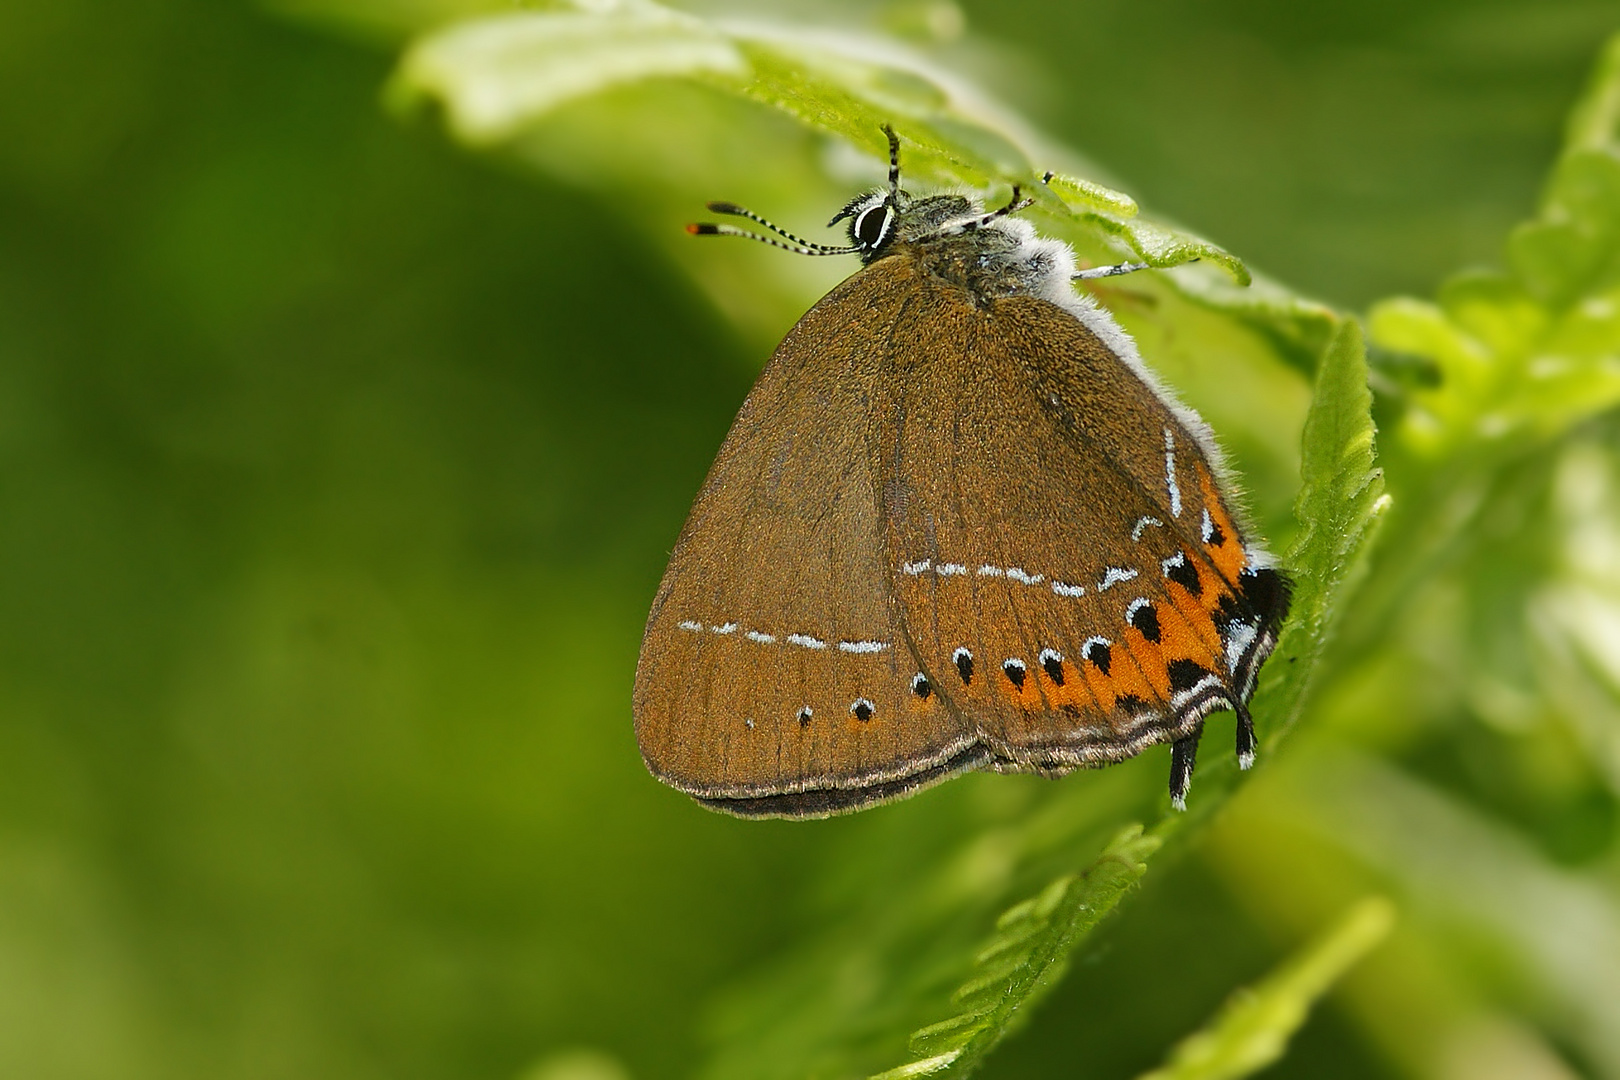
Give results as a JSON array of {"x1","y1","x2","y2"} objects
[
  {"x1": 1097, "y1": 566, "x2": 1139, "y2": 591},
  {"x1": 674, "y1": 621, "x2": 888, "y2": 656},
  {"x1": 909, "y1": 559, "x2": 1054, "y2": 586},
  {"x1": 1161, "y1": 551, "x2": 1186, "y2": 576},
  {"x1": 1039, "y1": 647, "x2": 1064, "y2": 667},
  {"x1": 1132, "y1": 516, "x2": 1164, "y2": 541},
  {"x1": 906, "y1": 558, "x2": 1168, "y2": 598},
  {"x1": 1202, "y1": 507, "x2": 1216, "y2": 543},
  {"x1": 1125, "y1": 597, "x2": 1152, "y2": 622},
  {"x1": 1164, "y1": 427, "x2": 1182, "y2": 518}
]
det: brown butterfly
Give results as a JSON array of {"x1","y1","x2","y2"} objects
[{"x1": 634, "y1": 128, "x2": 1289, "y2": 817}]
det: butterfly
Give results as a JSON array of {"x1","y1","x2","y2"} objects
[{"x1": 634, "y1": 127, "x2": 1289, "y2": 817}]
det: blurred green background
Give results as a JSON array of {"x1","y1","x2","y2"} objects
[{"x1": 3, "y1": 1, "x2": 1619, "y2": 1078}]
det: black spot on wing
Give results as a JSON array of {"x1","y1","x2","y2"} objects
[
  {"x1": 1240, "y1": 566, "x2": 1291, "y2": 634},
  {"x1": 1167, "y1": 658, "x2": 1214, "y2": 693},
  {"x1": 1003, "y1": 659, "x2": 1026, "y2": 689},
  {"x1": 1130, "y1": 602, "x2": 1161, "y2": 643},
  {"x1": 1084, "y1": 640, "x2": 1112, "y2": 676},
  {"x1": 1167, "y1": 555, "x2": 1202, "y2": 596},
  {"x1": 1115, "y1": 694, "x2": 1153, "y2": 718}
]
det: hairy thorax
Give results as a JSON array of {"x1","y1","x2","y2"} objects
[{"x1": 881, "y1": 194, "x2": 1073, "y2": 308}]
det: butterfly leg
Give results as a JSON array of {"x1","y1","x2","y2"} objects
[
  {"x1": 1073, "y1": 261, "x2": 1150, "y2": 280},
  {"x1": 952, "y1": 187, "x2": 1035, "y2": 234},
  {"x1": 1168, "y1": 723, "x2": 1204, "y2": 812},
  {"x1": 1234, "y1": 698, "x2": 1257, "y2": 771}
]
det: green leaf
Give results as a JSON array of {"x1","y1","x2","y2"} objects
[
  {"x1": 871, "y1": 826, "x2": 1162, "y2": 1078},
  {"x1": 1132, "y1": 898, "x2": 1396, "y2": 1080},
  {"x1": 389, "y1": 5, "x2": 752, "y2": 146},
  {"x1": 1040, "y1": 170, "x2": 1139, "y2": 219},
  {"x1": 1566, "y1": 32, "x2": 1620, "y2": 156},
  {"x1": 1266, "y1": 319, "x2": 1388, "y2": 745},
  {"x1": 384, "y1": 0, "x2": 1256, "y2": 285},
  {"x1": 388, "y1": 0, "x2": 1028, "y2": 181},
  {"x1": 1509, "y1": 32, "x2": 1620, "y2": 310}
]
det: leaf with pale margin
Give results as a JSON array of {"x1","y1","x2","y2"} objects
[
  {"x1": 384, "y1": 0, "x2": 1266, "y2": 289},
  {"x1": 869, "y1": 826, "x2": 1162, "y2": 1078}
]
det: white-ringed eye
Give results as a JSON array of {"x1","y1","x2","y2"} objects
[{"x1": 853, "y1": 203, "x2": 894, "y2": 249}]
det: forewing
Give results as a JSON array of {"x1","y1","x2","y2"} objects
[{"x1": 634, "y1": 261, "x2": 981, "y2": 817}]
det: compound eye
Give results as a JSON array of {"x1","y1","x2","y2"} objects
[{"x1": 852, "y1": 203, "x2": 894, "y2": 250}]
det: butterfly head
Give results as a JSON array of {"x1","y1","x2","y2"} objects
[
  {"x1": 686, "y1": 124, "x2": 1024, "y2": 269},
  {"x1": 828, "y1": 189, "x2": 994, "y2": 265}
]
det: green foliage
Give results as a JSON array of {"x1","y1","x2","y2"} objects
[
  {"x1": 881, "y1": 827, "x2": 1163, "y2": 1077},
  {"x1": 1133, "y1": 898, "x2": 1395, "y2": 1080}
]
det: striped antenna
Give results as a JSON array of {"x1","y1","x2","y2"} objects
[
  {"x1": 685, "y1": 223, "x2": 859, "y2": 256},
  {"x1": 881, "y1": 124, "x2": 901, "y2": 198},
  {"x1": 687, "y1": 201, "x2": 858, "y2": 256},
  {"x1": 703, "y1": 202, "x2": 852, "y2": 252}
]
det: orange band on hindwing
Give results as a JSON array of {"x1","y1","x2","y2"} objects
[
  {"x1": 1036, "y1": 655, "x2": 1094, "y2": 712},
  {"x1": 1080, "y1": 639, "x2": 1158, "y2": 727},
  {"x1": 1122, "y1": 624, "x2": 1172, "y2": 700},
  {"x1": 1151, "y1": 596, "x2": 1224, "y2": 676},
  {"x1": 1163, "y1": 549, "x2": 1226, "y2": 654}
]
